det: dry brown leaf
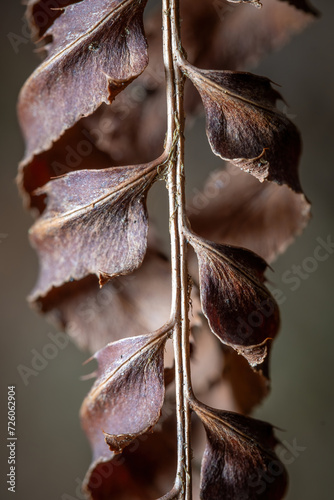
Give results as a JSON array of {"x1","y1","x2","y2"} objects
[
  {"x1": 18, "y1": 0, "x2": 149, "y2": 167},
  {"x1": 191, "y1": 399, "x2": 288, "y2": 500},
  {"x1": 81, "y1": 330, "x2": 168, "y2": 457},
  {"x1": 29, "y1": 160, "x2": 160, "y2": 303},
  {"x1": 187, "y1": 233, "x2": 280, "y2": 368},
  {"x1": 183, "y1": 65, "x2": 302, "y2": 192}
]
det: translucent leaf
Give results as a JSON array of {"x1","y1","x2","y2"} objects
[
  {"x1": 188, "y1": 164, "x2": 311, "y2": 264},
  {"x1": 42, "y1": 249, "x2": 172, "y2": 353}
]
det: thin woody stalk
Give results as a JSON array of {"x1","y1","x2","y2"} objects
[
  {"x1": 162, "y1": 0, "x2": 192, "y2": 497},
  {"x1": 18, "y1": 0, "x2": 314, "y2": 498}
]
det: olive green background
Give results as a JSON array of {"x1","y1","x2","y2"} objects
[{"x1": 1, "y1": 1, "x2": 333, "y2": 499}]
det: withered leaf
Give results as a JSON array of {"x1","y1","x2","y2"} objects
[
  {"x1": 187, "y1": 234, "x2": 279, "y2": 367},
  {"x1": 191, "y1": 399, "x2": 287, "y2": 500},
  {"x1": 188, "y1": 164, "x2": 311, "y2": 264},
  {"x1": 81, "y1": 330, "x2": 168, "y2": 457},
  {"x1": 29, "y1": 161, "x2": 159, "y2": 302},
  {"x1": 183, "y1": 65, "x2": 302, "y2": 192},
  {"x1": 18, "y1": 0, "x2": 149, "y2": 166}
]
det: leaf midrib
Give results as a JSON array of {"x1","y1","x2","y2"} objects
[
  {"x1": 89, "y1": 332, "x2": 166, "y2": 400},
  {"x1": 27, "y1": 0, "x2": 134, "y2": 81},
  {"x1": 32, "y1": 158, "x2": 163, "y2": 231}
]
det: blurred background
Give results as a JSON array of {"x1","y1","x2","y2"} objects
[{"x1": 0, "y1": 0, "x2": 333, "y2": 499}]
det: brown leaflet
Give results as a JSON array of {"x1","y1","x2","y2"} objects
[
  {"x1": 81, "y1": 330, "x2": 168, "y2": 457},
  {"x1": 188, "y1": 164, "x2": 311, "y2": 264},
  {"x1": 183, "y1": 65, "x2": 303, "y2": 192},
  {"x1": 189, "y1": 357, "x2": 270, "y2": 500},
  {"x1": 80, "y1": 10, "x2": 167, "y2": 167},
  {"x1": 191, "y1": 399, "x2": 287, "y2": 500},
  {"x1": 29, "y1": 160, "x2": 160, "y2": 303},
  {"x1": 187, "y1": 233, "x2": 280, "y2": 367},
  {"x1": 18, "y1": 0, "x2": 149, "y2": 167},
  {"x1": 18, "y1": 6, "x2": 166, "y2": 210}
]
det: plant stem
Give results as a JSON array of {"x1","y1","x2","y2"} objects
[{"x1": 162, "y1": 0, "x2": 192, "y2": 498}]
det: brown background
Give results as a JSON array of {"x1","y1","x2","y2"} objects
[{"x1": 1, "y1": 0, "x2": 333, "y2": 499}]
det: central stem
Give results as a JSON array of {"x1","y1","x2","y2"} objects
[{"x1": 162, "y1": 0, "x2": 192, "y2": 498}]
